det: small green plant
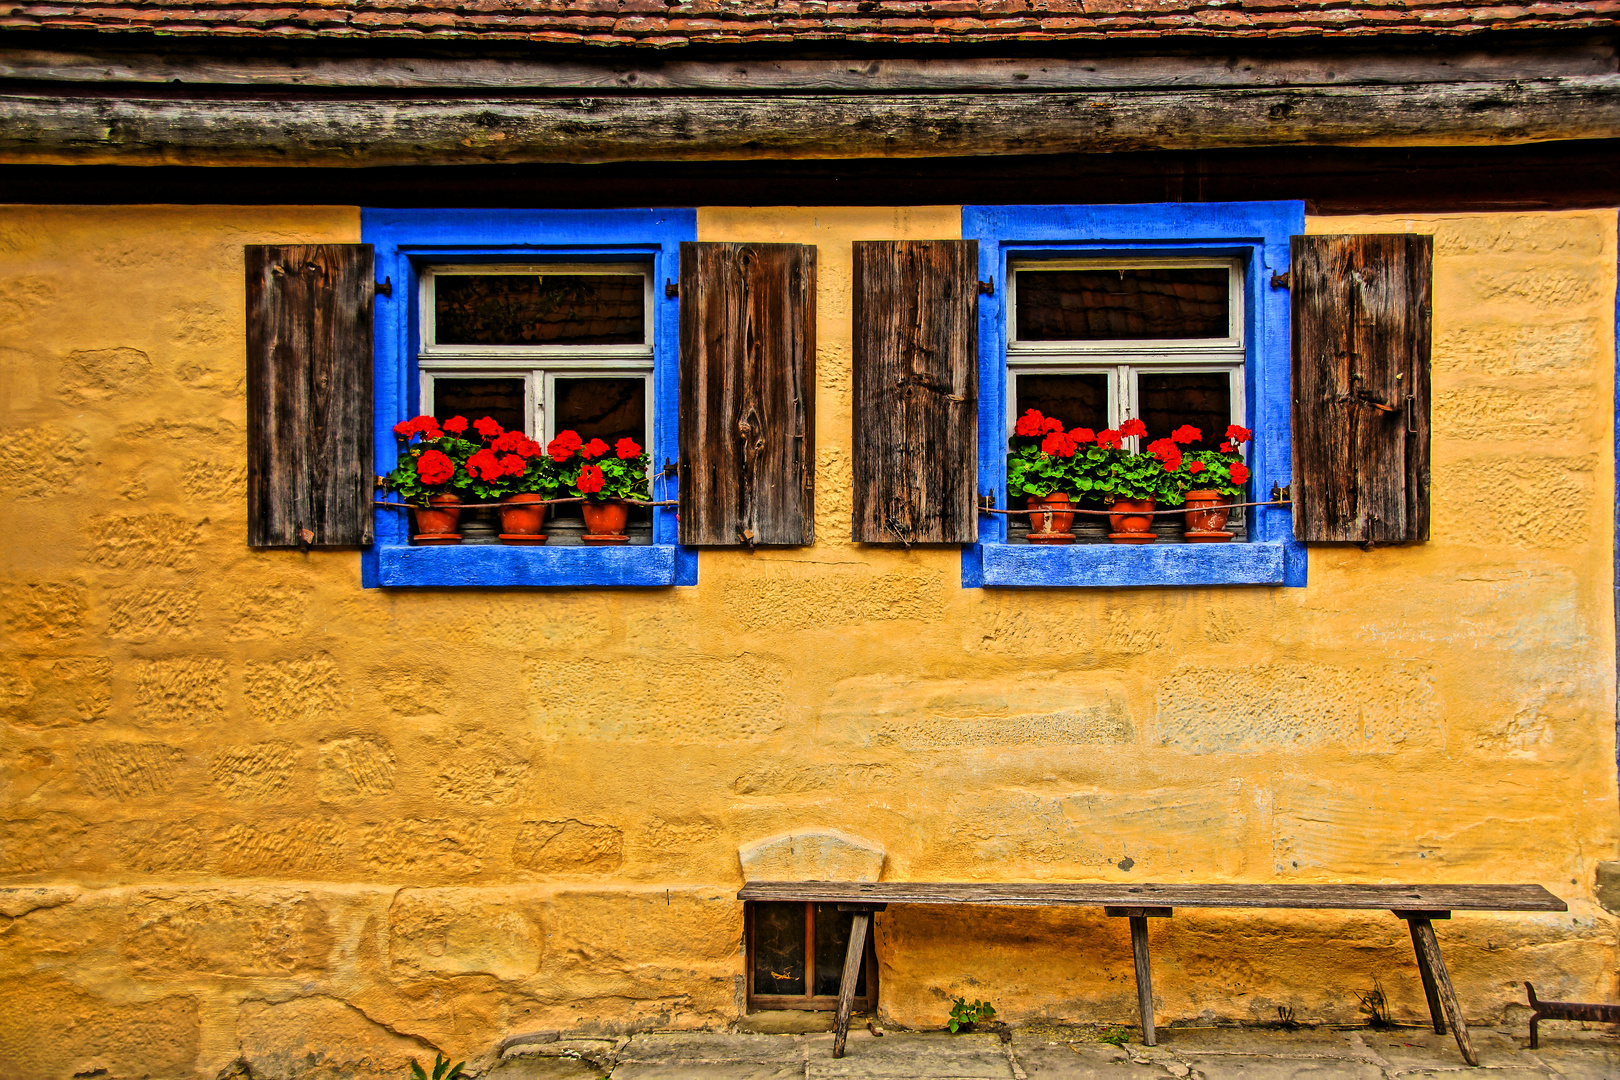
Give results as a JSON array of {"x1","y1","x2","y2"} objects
[
  {"x1": 947, "y1": 996, "x2": 996, "y2": 1032},
  {"x1": 1097, "y1": 1025, "x2": 1131, "y2": 1047},
  {"x1": 408, "y1": 1053, "x2": 465, "y2": 1080}
]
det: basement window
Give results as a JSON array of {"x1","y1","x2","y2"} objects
[{"x1": 747, "y1": 901, "x2": 878, "y2": 1012}]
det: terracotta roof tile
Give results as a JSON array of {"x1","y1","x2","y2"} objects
[{"x1": 3, "y1": 0, "x2": 1614, "y2": 45}]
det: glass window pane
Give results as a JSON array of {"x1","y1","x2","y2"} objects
[
  {"x1": 751, "y1": 903, "x2": 806, "y2": 996},
  {"x1": 432, "y1": 377, "x2": 526, "y2": 436},
  {"x1": 435, "y1": 273, "x2": 645, "y2": 346},
  {"x1": 1137, "y1": 372, "x2": 1232, "y2": 451},
  {"x1": 1016, "y1": 268, "x2": 1230, "y2": 341},
  {"x1": 813, "y1": 904, "x2": 867, "y2": 998},
  {"x1": 553, "y1": 377, "x2": 646, "y2": 446},
  {"x1": 1015, "y1": 373, "x2": 1109, "y2": 433}
]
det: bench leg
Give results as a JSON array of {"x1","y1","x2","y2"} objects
[
  {"x1": 832, "y1": 911, "x2": 870, "y2": 1059},
  {"x1": 1407, "y1": 919, "x2": 1447, "y2": 1035},
  {"x1": 1130, "y1": 915, "x2": 1156, "y2": 1047},
  {"x1": 1407, "y1": 917, "x2": 1477, "y2": 1066}
]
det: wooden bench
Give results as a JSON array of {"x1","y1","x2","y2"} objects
[{"x1": 737, "y1": 881, "x2": 1566, "y2": 1066}]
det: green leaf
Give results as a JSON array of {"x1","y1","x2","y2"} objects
[{"x1": 409, "y1": 1060, "x2": 428, "y2": 1080}]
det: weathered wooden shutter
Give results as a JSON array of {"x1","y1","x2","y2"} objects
[
  {"x1": 678, "y1": 242, "x2": 816, "y2": 546},
  {"x1": 245, "y1": 244, "x2": 375, "y2": 548},
  {"x1": 851, "y1": 240, "x2": 978, "y2": 544},
  {"x1": 1290, "y1": 234, "x2": 1431, "y2": 543}
]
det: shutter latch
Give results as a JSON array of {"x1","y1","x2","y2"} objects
[
  {"x1": 1270, "y1": 482, "x2": 1292, "y2": 503},
  {"x1": 978, "y1": 280, "x2": 995, "y2": 296},
  {"x1": 375, "y1": 276, "x2": 392, "y2": 297},
  {"x1": 1270, "y1": 269, "x2": 1290, "y2": 290},
  {"x1": 665, "y1": 279, "x2": 679, "y2": 298}
]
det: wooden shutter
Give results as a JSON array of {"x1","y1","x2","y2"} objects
[
  {"x1": 1290, "y1": 234, "x2": 1431, "y2": 544},
  {"x1": 245, "y1": 244, "x2": 375, "y2": 548},
  {"x1": 851, "y1": 240, "x2": 978, "y2": 544},
  {"x1": 678, "y1": 242, "x2": 816, "y2": 546}
]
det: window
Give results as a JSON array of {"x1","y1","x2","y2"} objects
[
  {"x1": 962, "y1": 201, "x2": 1308, "y2": 588},
  {"x1": 1006, "y1": 259, "x2": 1248, "y2": 545},
  {"x1": 360, "y1": 209, "x2": 698, "y2": 588},
  {"x1": 747, "y1": 902, "x2": 878, "y2": 1012},
  {"x1": 419, "y1": 264, "x2": 657, "y2": 546}
]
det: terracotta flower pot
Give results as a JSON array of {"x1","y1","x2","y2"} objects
[
  {"x1": 499, "y1": 492, "x2": 548, "y2": 545},
  {"x1": 1107, "y1": 497, "x2": 1156, "y2": 544},
  {"x1": 581, "y1": 498, "x2": 631, "y2": 545},
  {"x1": 412, "y1": 494, "x2": 462, "y2": 544},
  {"x1": 1183, "y1": 489, "x2": 1234, "y2": 543},
  {"x1": 1026, "y1": 493, "x2": 1076, "y2": 545}
]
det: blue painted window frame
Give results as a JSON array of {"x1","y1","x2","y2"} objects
[
  {"x1": 962, "y1": 201, "x2": 1307, "y2": 589},
  {"x1": 360, "y1": 208, "x2": 698, "y2": 588}
]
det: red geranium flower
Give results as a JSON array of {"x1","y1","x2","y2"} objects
[
  {"x1": 1225, "y1": 424, "x2": 1253, "y2": 444},
  {"x1": 1041, "y1": 431, "x2": 1078, "y2": 458},
  {"x1": 467, "y1": 448, "x2": 504, "y2": 482},
  {"x1": 1096, "y1": 429, "x2": 1123, "y2": 449},
  {"x1": 546, "y1": 438, "x2": 575, "y2": 463},
  {"x1": 473, "y1": 416, "x2": 503, "y2": 442},
  {"x1": 616, "y1": 437, "x2": 642, "y2": 460},
  {"x1": 417, "y1": 449, "x2": 455, "y2": 486},
  {"x1": 580, "y1": 438, "x2": 609, "y2": 461},
  {"x1": 1145, "y1": 437, "x2": 1182, "y2": 472},
  {"x1": 1042, "y1": 416, "x2": 1064, "y2": 434},
  {"x1": 553, "y1": 429, "x2": 582, "y2": 449},
  {"x1": 1119, "y1": 418, "x2": 1147, "y2": 438},
  {"x1": 1228, "y1": 462, "x2": 1250, "y2": 485},
  {"x1": 1219, "y1": 442, "x2": 1237, "y2": 454},
  {"x1": 1171, "y1": 424, "x2": 1202, "y2": 445},
  {"x1": 441, "y1": 416, "x2": 468, "y2": 436},
  {"x1": 492, "y1": 430, "x2": 542, "y2": 458},
  {"x1": 1188, "y1": 460, "x2": 1206, "y2": 475},
  {"x1": 576, "y1": 463, "x2": 605, "y2": 494},
  {"x1": 500, "y1": 453, "x2": 527, "y2": 477},
  {"x1": 392, "y1": 420, "x2": 415, "y2": 439},
  {"x1": 1013, "y1": 409, "x2": 1047, "y2": 438},
  {"x1": 1070, "y1": 428, "x2": 1095, "y2": 444}
]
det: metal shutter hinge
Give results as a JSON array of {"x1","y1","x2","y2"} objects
[
  {"x1": 978, "y1": 280, "x2": 995, "y2": 295},
  {"x1": 1270, "y1": 270, "x2": 1290, "y2": 290},
  {"x1": 375, "y1": 276, "x2": 392, "y2": 296}
]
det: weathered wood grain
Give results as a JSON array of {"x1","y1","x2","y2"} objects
[
  {"x1": 7, "y1": 78, "x2": 1620, "y2": 166},
  {"x1": 832, "y1": 911, "x2": 870, "y2": 1059},
  {"x1": 5, "y1": 46, "x2": 1611, "y2": 92},
  {"x1": 245, "y1": 244, "x2": 374, "y2": 549},
  {"x1": 1291, "y1": 234, "x2": 1432, "y2": 543},
  {"x1": 852, "y1": 239, "x2": 978, "y2": 545},
  {"x1": 1408, "y1": 916, "x2": 1477, "y2": 1065},
  {"x1": 737, "y1": 881, "x2": 1567, "y2": 911},
  {"x1": 679, "y1": 242, "x2": 816, "y2": 547}
]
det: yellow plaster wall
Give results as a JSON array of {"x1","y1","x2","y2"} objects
[{"x1": 0, "y1": 204, "x2": 1614, "y2": 1079}]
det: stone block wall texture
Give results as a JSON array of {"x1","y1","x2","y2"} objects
[{"x1": 0, "y1": 204, "x2": 1614, "y2": 1078}]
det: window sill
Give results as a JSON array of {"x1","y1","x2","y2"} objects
[
  {"x1": 965, "y1": 541, "x2": 1287, "y2": 588},
  {"x1": 368, "y1": 543, "x2": 696, "y2": 588}
]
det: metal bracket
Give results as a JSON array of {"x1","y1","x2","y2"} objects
[
  {"x1": 662, "y1": 458, "x2": 679, "y2": 479},
  {"x1": 1270, "y1": 482, "x2": 1292, "y2": 502},
  {"x1": 978, "y1": 280, "x2": 995, "y2": 296},
  {"x1": 978, "y1": 492, "x2": 997, "y2": 513},
  {"x1": 1270, "y1": 269, "x2": 1290, "y2": 290},
  {"x1": 376, "y1": 276, "x2": 392, "y2": 297},
  {"x1": 665, "y1": 279, "x2": 679, "y2": 298}
]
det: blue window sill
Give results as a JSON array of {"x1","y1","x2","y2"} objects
[
  {"x1": 368, "y1": 543, "x2": 696, "y2": 588},
  {"x1": 965, "y1": 542, "x2": 1287, "y2": 588}
]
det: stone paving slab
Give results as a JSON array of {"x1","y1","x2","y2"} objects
[
  {"x1": 616, "y1": 1032, "x2": 809, "y2": 1065},
  {"x1": 805, "y1": 1031, "x2": 1014, "y2": 1078},
  {"x1": 495, "y1": 1023, "x2": 1620, "y2": 1080},
  {"x1": 613, "y1": 1065, "x2": 806, "y2": 1079}
]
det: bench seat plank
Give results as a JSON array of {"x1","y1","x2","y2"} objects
[{"x1": 738, "y1": 881, "x2": 1566, "y2": 912}]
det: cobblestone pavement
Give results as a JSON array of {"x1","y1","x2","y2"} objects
[{"x1": 481, "y1": 1023, "x2": 1620, "y2": 1079}]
